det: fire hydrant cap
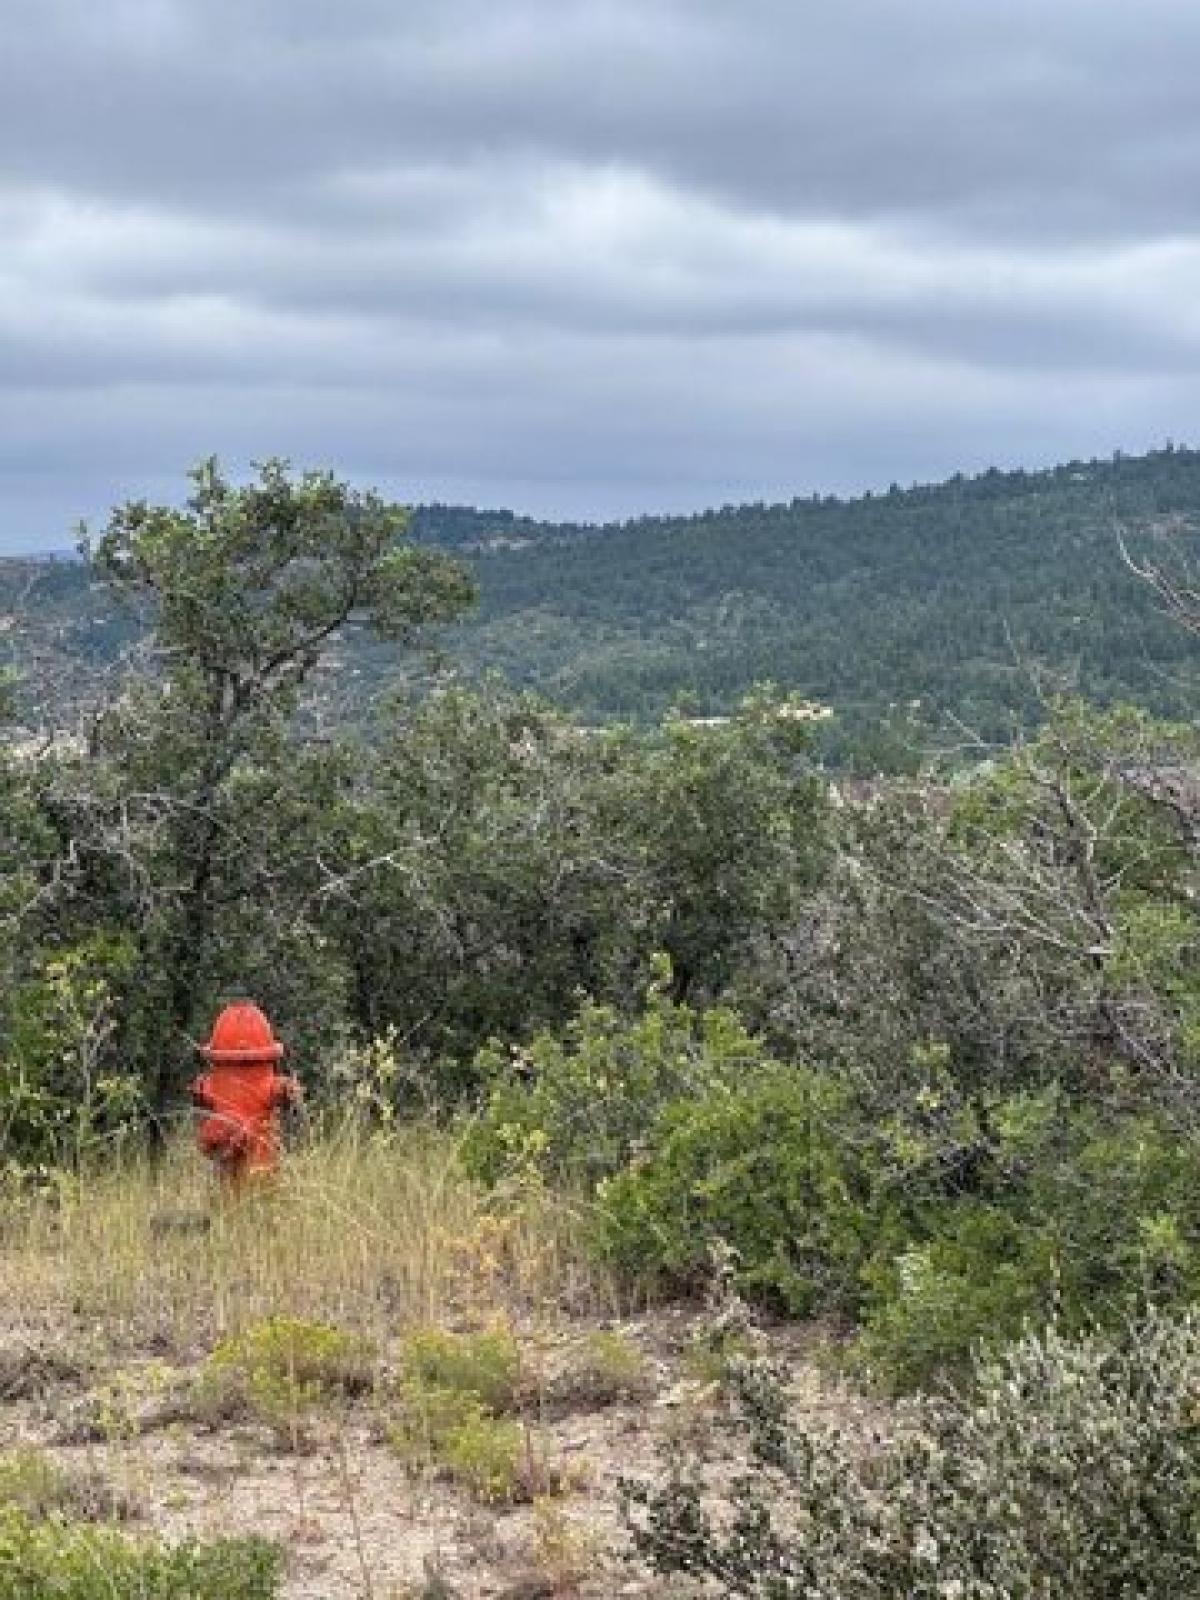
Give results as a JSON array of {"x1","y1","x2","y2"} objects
[{"x1": 199, "y1": 1002, "x2": 285, "y2": 1063}]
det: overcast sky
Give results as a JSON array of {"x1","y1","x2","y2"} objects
[{"x1": 4, "y1": 0, "x2": 1200, "y2": 552}]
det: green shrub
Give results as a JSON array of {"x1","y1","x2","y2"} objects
[
  {"x1": 623, "y1": 1308, "x2": 1200, "y2": 1598},
  {"x1": 0, "y1": 936, "x2": 141, "y2": 1177},
  {"x1": 856, "y1": 1206, "x2": 1061, "y2": 1391},
  {"x1": 462, "y1": 976, "x2": 772, "y2": 1189},
  {"x1": 857, "y1": 1107, "x2": 1200, "y2": 1389},
  {"x1": 391, "y1": 1326, "x2": 525, "y2": 1502},
  {"x1": 468, "y1": 980, "x2": 1200, "y2": 1394},
  {"x1": 436, "y1": 1408, "x2": 526, "y2": 1503},
  {"x1": 390, "y1": 1379, "x2": 485, "y2": 1454},
  {"x1": 390, "y1": 1324, "x2": 569, "y2": 1503},
  {"x1": 203, "y1": 1316, "x2": 375, "y2": 1433},
  {"x1": 0, "y1": 1509, "x2": 280, "y2": 1598},
  {"x1": 399, "y1": 1325, "x2": 522, "y2": 1413},
  {"x1": 1035, "y1": 1112, "x2": 1200, "y2": 1307},
  {"x1": 598, "y1": 1066, "x2": 878, "y2": 1315},
  {"x1": 390, "y1": 1376, "x2": 534, "y2": 1504}
]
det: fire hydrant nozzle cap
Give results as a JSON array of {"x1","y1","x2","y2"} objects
[{"x1": 199, "y1": 1002, "x2": 285, "y2": 1063}]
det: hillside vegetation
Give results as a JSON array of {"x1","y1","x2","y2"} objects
[
  {"x1": 6, "y1": 456, "x2": 1200, "y2": 1594},
  {"x1": 7, "y1": 445, "x2": 1200, "y2": 762},
  {"x1": 438, "y1": 445, "x2": 1200, "y2": 752}
]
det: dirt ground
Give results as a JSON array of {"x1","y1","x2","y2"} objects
[{"x1": 0, "y1": 1307, "x2": 882, "y2": 1599}]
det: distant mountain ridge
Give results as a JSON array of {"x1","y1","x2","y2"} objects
[{"x1": 6, "y1": 445, "x2": 1200, "y2": 764}]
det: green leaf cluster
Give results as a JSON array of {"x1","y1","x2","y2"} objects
[{"x1": 462, "y1": 972, "x2": 770, "y2": 1190}]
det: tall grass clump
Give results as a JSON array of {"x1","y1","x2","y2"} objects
[{"x1": 0, "y1": 1121, "x2": 608, "y2": 1351}]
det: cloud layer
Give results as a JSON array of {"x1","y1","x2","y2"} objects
[{"x1": 4, "y1": 0, "x2": 1200, "y2": 549}]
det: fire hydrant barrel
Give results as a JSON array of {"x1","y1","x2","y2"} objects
[{"x1": 191, "y1": 1003, "x2": 299, "y2": 1186}]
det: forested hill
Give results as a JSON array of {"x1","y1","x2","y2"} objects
[
  {"x1": 6, "y1": 445, "x2": 1200, "y2": 763},
  {"x1": 420, "y1": 446, "x2": 1200, "y2": 758}
]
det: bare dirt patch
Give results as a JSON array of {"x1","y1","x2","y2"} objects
[{"x1": 0, "y1": 1307, "x2": 880, "y2": 1598}]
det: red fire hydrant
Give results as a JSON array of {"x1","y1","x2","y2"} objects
[{"x1": 190, "y1": 1002, "x2": 301, "y2": 1186}]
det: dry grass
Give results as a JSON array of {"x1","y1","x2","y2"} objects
[
  {"x1": 0, "y1": 1129, "x2": 707, "y2": 1595},
  {"x1": 0, "y1": 1123, "x2": 613, "y2": 1353},
  {"x1": 0, "y1": 1132, "x2": 868, "y2": 1597}
]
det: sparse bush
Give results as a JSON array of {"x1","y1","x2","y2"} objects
[
  {"x1": 392, "y1": 1554, "x2": 461, "y2": 1598},
  {"x1": 0, "y1": 1341, "x2": 92, "y2": 1400},
  {"x1": 0, "y1": 1508, "x2": 280, "y2": 1598},
  {"x1": 681, "y1": 1323, "x2": 756, "y2": 1387},
  {"x1": 202, "y1": 1315, "x2": 375, "y2": 1438},
  {"x1": 623, "y1": 1308, "x2": 1200, "y2": 1597},
  {"x1": 0, "y1": 1447, "x2": 134, "y2": 1523},
  {"x1": 0, "y1": 1449, "x2": 68, "y2": 1519},
  {"x1": 399, "y1": 1324, "x2": 523, "y2": 1413},
  {"x1": 527, "y1": 1497, "x2": 602, "y2": 1592},
  {"x1": 547, "y1": 1329, "x2": 653, "y2": 1411}
]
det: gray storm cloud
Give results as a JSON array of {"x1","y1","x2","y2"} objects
[{"x1": 3, "y1": 0, "x2": 1200, "y2": 549}]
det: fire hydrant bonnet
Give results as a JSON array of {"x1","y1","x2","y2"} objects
[{"x1": 199, "y1": 1001, "x2": 285, "y2": 1063}]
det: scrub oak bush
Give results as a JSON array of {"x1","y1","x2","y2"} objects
[
  {"x1": 623, "y1": 1308, "x2": 1200, "y2": 1599},
  {"x1": 598, "y1": 1066, "x2": 877, "y2": 1315},
  {"x1": 596, "y1": 1044, "x2": 1200, "y2": 1385},
  {"x1": 855, "y1": 1209, "x2": 1059, "y2": 1392},
  {"x1": 0, "y1": 936, "x2": 141, "y2": 1177},
  {"x1": 467, "y1": 981, "x2": 1200, "y2": 1383},
  {"x1": 463, "y1": 985, "x2": 882, "y2": 1315},
  {"x1": 855, "y1": 1104, "x2": 1200, "y2": 1390},
  {"x1": 462, "y1": 972, "x2": 771, "y2": 1189}
]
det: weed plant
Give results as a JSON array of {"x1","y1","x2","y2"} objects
[
  {"x1": 540, "y1": 1328, "x2": 653, "y2": 1414},
  {"x1": 400, "y1": 1324, "x2": 522, "y2": 1413},
  {"x1": 199, "y1": 1315, "x2": 376, "y2": 1444},
  {"x1": 0, "y1": 1447, "x2": 134, "y2": 1523},
  {"x1": 391, "y1": 1325, "x2": 570, "y2": 1504}
]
